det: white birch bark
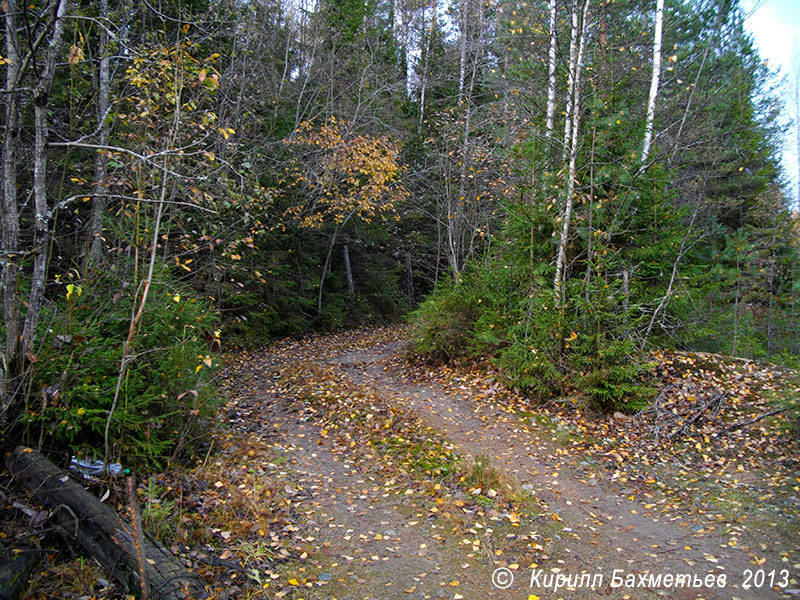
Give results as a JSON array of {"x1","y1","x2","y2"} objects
[
  {"x1": 544, "y1": 0, "x2": 558, "y2": 142},
  {"x1": 554, "y1": 0, "x2": 590, "y2": 307},
  {"x1": 640, "y1": 0, "x2": 664, "y2": 166},
  {"x1": 457, "y1": 0, "x2": 468, "y2": 104},
  {"x1": 419, "y1": 0, "x2": 437, "y2": 124},
  {"x1": 561, "y1": 0, "x2": 579, "y2": 163},
  {"x1": 448, "y1": 0, "x2": 484, "y2": 280}
]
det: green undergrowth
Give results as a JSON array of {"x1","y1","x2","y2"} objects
[
  {"x1": 407, "y1": 260, "x2": 656, "y2": 414},
  {"x1": 23, "y1": 261, "x2": 220, "y2": 469}
]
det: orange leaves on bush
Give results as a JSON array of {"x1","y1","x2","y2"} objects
[{"x1": 284, "y1": 119, "x2": 408, "y2": 228}]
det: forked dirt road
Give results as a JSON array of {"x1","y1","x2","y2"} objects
[{"x1": 224, "y1": 328, "x2": 798, "y2": 599}]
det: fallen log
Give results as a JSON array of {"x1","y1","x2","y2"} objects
[
  {"x1": 0, "y1": 546, "x2": 40, "y2": 600},
  {"x1": 6, "y1": 447, "x2": 207, "y2": 600}
]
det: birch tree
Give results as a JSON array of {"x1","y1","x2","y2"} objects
[
  {"x1": 553, "y1": 0, "x2": 590, "y2": 307},
  {"x1": 640, "y1": 0, "x2": 664, "y2": 166},
  {"x1": 560, "y1": 0, "x2": 580, "y2": 163},
  {"x1": 418, "y1": 0, "x2": 437, "y2": 123},
  {"x1": 544, "y1": 0, "x2": 558, "y2": 143}
]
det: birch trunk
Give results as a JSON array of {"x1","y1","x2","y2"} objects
[
  {"x1": 418, "y1": 0, "x2": 436, "y2": 124},
  {"x1": 553, "y1": 0, "x2": 590, "y2": 308},
  {"x1": 640, "y1": 0, "x2": 664, "y2": 166},
  {"x1": 343, "y1": 244, "x2": 354, "y2": 295},
  {"x1": 561, "y1": 0, "x2": 580, "y2": 163},
  {"x1": 457, "y1": 0, "x2": 468, "y2": 104},
  {"x1": 449, "y1": 0, "x2": 483, "y2": 281},
  {"x1": 544, "y1": 0, "x2": 558, "y2": 143}
]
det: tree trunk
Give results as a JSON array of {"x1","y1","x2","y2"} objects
[
  {"x1": 584, "y1": 124, "x2": 596, "y2": 301},
  {"x1": 21, "y1": 0, "x2": 68, "y2": 359},
  {"x1": 561, "y1": 0, "x2": 580, "y2": 163},
  {"x1": 318, "y1": 212, "x2": 354, "y2": 312},
  {"x1": 1, "y1": 0, "x2": 21, "y2": 421},
  {"x1": 449, "y1": 0, "x2": 483, "y2": 282},
  {"x1": 88, "y1": 0, "x2": 111, "y2": 264},
  {"x1": 6, "y1": 447, "x2": 207, "y2": 600},
  {"x1": 554, "y1": 0, "x2": 590, "y2": 307},
  {"x1": 418, "y1": 0, "x2": 436, "y2": 124},
  {"x1": 343, "y1": 243, "x2": 354, "y2": 295},
  {"x1": 393, "y1": 0, "x2": 409, "y2": 89},
  {"x1": 405, "y1": 251, "x2": 414, "y2": 306},
  {"x1": 622, "y1": 268, "x2": 630, "y2": 313},
  {"x1": 732, "y1": 269, "x2": 740, "y2": 356},
  {"x1": 544, "y1": 0, "x2": 557, "y2": 146},
  {"x1": 457, "y1": 0, "x2": 468, "y2": 104},
  {"x1": 0, "y1": 546, "x2": 39, "y2": 600},
  {"x1": 640, "y1": 0, "x2": 664, "y2": 166}
]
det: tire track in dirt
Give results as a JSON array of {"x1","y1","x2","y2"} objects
[
  {"x1": 227, "y1": 359, "x2": 504, "y2": 599},
  {"x1": 225, "y1": 328, "x2": 795, "y2": 599},
  {"x1": 325, "y1": 340, "x2": 790, "y2": 600}
]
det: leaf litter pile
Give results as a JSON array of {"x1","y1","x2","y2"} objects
[
  {"x1": 12, "y1": 327, "x2": 799, "y2": 599},
  {"x1": 402, "y1": 346, "x2": 800, "y2": 528}
]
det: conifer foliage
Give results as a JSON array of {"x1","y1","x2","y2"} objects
[{"x1": 0, "y1": 0, "x2": 798, "y2": 465}]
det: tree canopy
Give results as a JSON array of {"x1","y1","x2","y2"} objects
[{"x1": 1, "y1": 0, "x2": 798, "y2": 462}]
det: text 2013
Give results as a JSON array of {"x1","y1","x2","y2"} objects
[{"x1": 741, "y1": 569, "x2": 790, "y2": 590}]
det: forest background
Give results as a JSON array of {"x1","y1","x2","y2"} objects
[{"x1": 2, "y1": 0, "x2": 799, "y2": 467}]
